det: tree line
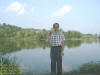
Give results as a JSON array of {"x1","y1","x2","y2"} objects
[{"x1": 0, "y1": 23, "x2": 98, "y2": 40}]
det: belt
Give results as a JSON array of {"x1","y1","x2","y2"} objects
[{"x1": 51, "y1": 45, "x2": 62, "y2": 47}]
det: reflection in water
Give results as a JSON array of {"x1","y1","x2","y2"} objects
[
  {"x1": 62, "y1": 63, "x2": 72, "y2": 72},
  {"x1": 0, "y1": 39, "x2": 100, "y2": 74},
  {"x1": 0, "y1": 39, "x2": 99, "y2": 54},
  {"x1": 65, "y1": 40, "x2": 82, "y2": 48}
]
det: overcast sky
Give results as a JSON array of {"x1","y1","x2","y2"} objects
[{"x1": 0, "y1": 0, "x2": 100, "y2": 34}]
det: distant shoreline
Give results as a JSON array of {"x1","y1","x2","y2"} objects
[{"x1": 0, "y1": 37, "x2": 99, "y2": 40}]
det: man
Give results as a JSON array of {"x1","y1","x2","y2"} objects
[{"x1": 46, "y1": 23, "x2": 65, "y2": 75}]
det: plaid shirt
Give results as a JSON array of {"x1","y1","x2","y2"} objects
[{"x1": 49, "y1": 31, "x2": 65, "y2": 46}]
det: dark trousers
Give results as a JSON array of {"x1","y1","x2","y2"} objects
[{"x1": 50, "y1": 46, "x2": 62, "y2": 75}]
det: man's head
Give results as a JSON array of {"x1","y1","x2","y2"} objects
[
  {"x1": 53, "y1": 23, "x2": 59, "y2": 28},
  {"x1": 53, "y1": 23, "x2": 59, "y2": 32}
]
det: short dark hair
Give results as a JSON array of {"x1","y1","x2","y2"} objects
[{"x1": 53, "y1": 23, "x2": 59, "y2": 28}]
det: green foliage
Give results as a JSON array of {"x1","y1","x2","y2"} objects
[
  {"x1": 0, "y1": 23, "x2": 21, "y2": 38},
  {"x1": 63, "y1": 62, "x2": 100, "y2": 75},
  {"x1": 64, "y1": 30, "x2": 82, "y2": 39},
  {"x1": 0, "y1": 23, "x2": 97, "y2": 40},
  {"x1": 0, "y1": 55, "x2": 21, "y2": 75},
  {"x1": 80, "y1": 62, "x2": 100, "y2": 73}
]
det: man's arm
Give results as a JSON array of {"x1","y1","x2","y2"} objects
[
  {"x1": 45, "y1": 32, "x2": 50, "y2": 43},
  {"x1": 60, "y1": 40, "x2": 65, "y2": 56},
  {"x1": 60, "y1": 32, "x2": 65, "y2": 56}
]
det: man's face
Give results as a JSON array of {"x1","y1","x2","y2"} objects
[{"x1": 54, "y1": 24, "x2": 59, "y2": 31}]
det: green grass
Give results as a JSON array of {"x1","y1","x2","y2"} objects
[
  {"x1": 0, "y1": 55, "x2": 21, "y2": 75},
  {"x1": 63, "y1": 62, "x2": 100, "y2": 75}
]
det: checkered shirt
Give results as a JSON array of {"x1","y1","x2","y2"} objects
[{"x1": 49, "y1": 31, "x2": 65, "y2": 46}]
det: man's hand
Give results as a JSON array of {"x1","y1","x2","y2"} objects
[
  {"x1": 60, "y1": 40, "x2": 65, "y2": 56},
  {"x1": 45, "y1": 33, "x2": 50, "y2": 43},
  {"x1": 45, "y1": 39, "x2": 48, "y2": 43},
  {"x1": 60, "y1": 51, "x2": 64, "y2": 56}
]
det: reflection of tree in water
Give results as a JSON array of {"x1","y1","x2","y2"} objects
[
  {"x1": 0, "y1": 39, "x2": 49, "y2": 54},
  {"x1": 0, "y1": 39, "x2": 99, "y2": 54},
  {"x1": 0, "y1": 40, "x2": 21, "y2": 55},
  {"x1": 65, "y1": 40, "x2": 82, "y2": 48},
  {"x1": 65, "y1": 39, "x2": 99, "y2": 48},
  {"x1": 83, "y1": 39, "x2": 100, "y2": 44},
  {"x1": 82, "y1": 39, "x2": 96, "y2": 44},
  {"x1": 99, "y1": 39, "x2": 100, "y2": 43}
]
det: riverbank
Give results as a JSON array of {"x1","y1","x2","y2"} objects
[{"x1": 0, "y1": 37, "x2": 99, "y2": 40}]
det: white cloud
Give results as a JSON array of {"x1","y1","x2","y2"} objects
[
  {"x1": 17, "y1": 8, "x2": 24, "y2": 15},
  {"x1": 48, "y1": 5, "x2": 72, "y2": 18},
  {"x1": 6, "y1": 1, "x2": 26, "y2": 15}
]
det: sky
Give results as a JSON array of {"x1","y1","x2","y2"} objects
[{"x1": 0, "y1": 0, "x2": 100, "y2": 34}]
